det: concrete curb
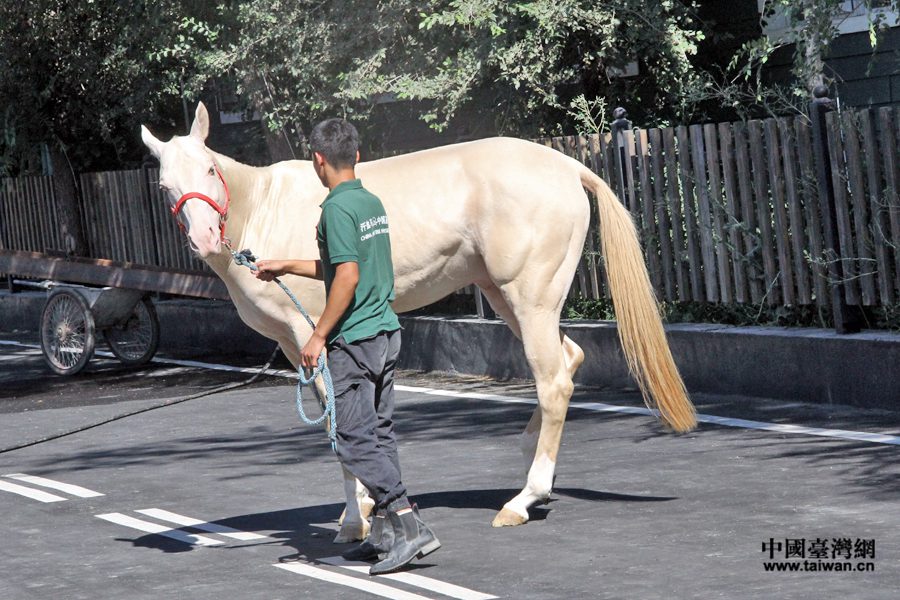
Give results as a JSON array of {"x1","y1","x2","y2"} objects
[
  {"x1": 398, "y1": 316, "x2": 900, "y2": 410},
  {"x1": 2, "y1": 293, "x2": 897, "y2": 409}
]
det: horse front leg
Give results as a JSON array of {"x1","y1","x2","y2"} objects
[
  {"x1": 282, "y1": 336, "x2": 375, "y2": 543},
  {"x1": 309, "y1": 374, "x2": 374, "y2": 544},
  {"x1": 333, "y1": 465, "x2": 375, "y2": 542}
]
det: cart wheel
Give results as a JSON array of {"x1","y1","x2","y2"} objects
[
  {"x1": 103, "y1": 297, "x2": 160, "y2": 366},
  {"x1": 40, "y1": 290, "x2": 96, "y2": 376}
]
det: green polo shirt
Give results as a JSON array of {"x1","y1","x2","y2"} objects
[{"x1": 316, "y1": 179, "x2": 400, "y2": 344}]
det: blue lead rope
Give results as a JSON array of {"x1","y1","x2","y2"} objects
[{"x1": 231, "y1": 248, "x2": 337, "y2": 451}]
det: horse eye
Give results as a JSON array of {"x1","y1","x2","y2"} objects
[{"x1": 208, "y1": 166, "x2": 216, "y2": 176}]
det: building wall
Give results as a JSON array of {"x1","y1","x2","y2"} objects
[
  {"x1": 830, "y1": 27, "x2": 900, "y2": 107},
  {"x1": 765, "y1": 26, "x2": 900, "y2": 108}
]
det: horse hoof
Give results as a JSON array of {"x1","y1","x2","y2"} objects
[
  {"x1": 491, "y1": 507, "x2": 528, "y2": 528},
  {"x1": 333, "y1": 519, "x2": 370, "y2": 544}
]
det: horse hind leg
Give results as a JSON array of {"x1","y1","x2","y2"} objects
[
  {"x1": 517, "y1": 333, "x2": 583, "y2": 476},
  {"x1": 562, "y1": 333, "x2": 584, "y2": 379},
  {"x1": 479, "y1": 281, "x2": 584, "y2": 481},
  {"x1": 476, "y1": 279, "x2": 522, "y2": 338},
  {"x1": 477, "y1": 282, "x2": 538, "y2": 474},
  {"x1": 492, "y1": 312, "x2": 575, "y2": 527}
]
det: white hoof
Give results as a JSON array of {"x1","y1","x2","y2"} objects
[
  {"x1": 492, "y1": 506, "x2": 529, "y2": 528},
  {"x1": 333, "y1": 519, "x2": 369, "y2": 544}
]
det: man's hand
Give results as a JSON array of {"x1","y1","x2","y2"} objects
[
  {"x1": 301, "y1": 331, "x2": 327, "y2": 370},
  {"x1": 254, "y1": 259, "x2": 286, "y2": 282},
  {"x1": 253, "y1": 259, "x2": 322, "y2": 281}
]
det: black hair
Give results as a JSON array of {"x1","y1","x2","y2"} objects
[{"x1": 309, "y1": 118, "x2": 359, "y2": 168}]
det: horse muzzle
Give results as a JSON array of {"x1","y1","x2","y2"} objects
[{"x1": 188, "y1": 228, "x2": 224, "y2": 258}]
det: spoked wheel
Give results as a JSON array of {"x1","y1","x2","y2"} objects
[
  {"x1": 40, "y1": 290, "x2": 96, "y2": 376},
  {"x1": 103, "y1": 297, "x2": 160, "y2": 366}
]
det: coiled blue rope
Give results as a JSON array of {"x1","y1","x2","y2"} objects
[{"x1": 231, "y1": 248, "x2": 337, "y2": 451}]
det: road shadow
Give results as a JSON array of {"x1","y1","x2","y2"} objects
[{"x1": 116, "y1": 485, "x2": 675, "y2": 557}]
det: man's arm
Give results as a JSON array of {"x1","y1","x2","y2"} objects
[
  {"x1": 254, "y1": 259, "x2": 323, "y2": 281},
  {"x1": 300, "y1": 261, "x2": 359, "y2": 368}
]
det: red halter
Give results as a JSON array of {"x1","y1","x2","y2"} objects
[{"x1": 171, "y1": 165, "x2": 231, "y2": 242}]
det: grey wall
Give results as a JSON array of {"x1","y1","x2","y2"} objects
[
  {"x1": 398, "y1": 316, "x2": 900, "y2": 411},
  {"x1": 2, "y1": 293, "x2": 897, "y2": 410}
]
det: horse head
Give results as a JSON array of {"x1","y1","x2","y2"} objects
[{"x1": 141, "y1": 102, "x2": 229, "y2": 259}]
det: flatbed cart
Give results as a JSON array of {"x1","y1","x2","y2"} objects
[{"x1": 0, "y1": 249, "x2": 228, "y2": 376}]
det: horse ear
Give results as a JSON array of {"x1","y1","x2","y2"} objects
[
  {"x1": 190, "y1": 102, "x2": 210, "y2": 141},
  {"x1": 141, "y1": 125, "x2": 164, "y2": 158}
]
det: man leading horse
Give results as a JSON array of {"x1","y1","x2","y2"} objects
[{"x1": 253, "y1": 118, "x2": 439, "y2": 575}]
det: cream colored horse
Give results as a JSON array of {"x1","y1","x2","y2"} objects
[{"x1": 141, "y1": 103, "x2": 696, "y2": 542}]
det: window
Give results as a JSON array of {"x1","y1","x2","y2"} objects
[
  {"x1": 836, "y1": 0, "x2": 897, "y2": 34},
  {"x1": 759, "y1": 0, "x2": 899, "y2": 39}
]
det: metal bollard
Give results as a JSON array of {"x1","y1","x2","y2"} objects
[
  {"x1": 474, "y1": 287, "x2": 496, "y2": 320},
  {"x1": 611, "y1": 107, "x2": 631, "y2": 203}
]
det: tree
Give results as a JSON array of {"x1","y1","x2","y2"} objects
[
  {"x1": 0, "y1": 1, "x2": 715, "y2": 171},
  {"x1": 0, "y1": 0, "x2": 225, "y2": 253},
  {"x1": 219, "y1": 0, "x2": 707, "y2": 141},
  {"x1": 7, "y1": 0, "x2": 894, "y2": 187},
  {"x1": 0, "y1": 1, "x2": 220, "y2": 173}
]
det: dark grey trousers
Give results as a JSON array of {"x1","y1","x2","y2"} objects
[{"x1": 328, "y1": 329, "x2": 409, "y2": 513}]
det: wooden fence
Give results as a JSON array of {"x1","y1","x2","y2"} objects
[
  {"x1": 1, "y1": 107, "x2": 898, "y2": 308},
  {"x1": 538, "y1": 106, "x2": 899, "y2": 308},
  {"x1": 0, "y1": 167, "x2": 207, "y2": 272}
]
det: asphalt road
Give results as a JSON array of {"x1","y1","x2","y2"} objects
[{"x1": 1, "y1": 334, "x2": 899, "y2": 599}]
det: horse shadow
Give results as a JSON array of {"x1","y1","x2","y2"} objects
[{"x1": 120, "y1": 486, "x2": 677, "y2": 561}]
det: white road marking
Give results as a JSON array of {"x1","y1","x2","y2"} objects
[
  {"x1": 135, "y1": 508, "x2": 268, "y2": 541},
  {"x1": 144, "y1": 367, "x2": 192, "y2": 377},
  {"x1": 690, "y1": 413, "x2": 900, "y2": 445},
  {"x1": 4, "y1": 338, "x2": 898, "y2": 446},
  {"x1": 322, "y1": 556, "x2": 498, "y2": 600},
  {"x1": 0, "y1": 349, "x2": 41, "y2": 358},
  {"x1": 0, "y1": 340, "x2": 37, "y2": 348},
  {"x1": 4, "y1": 473, "x2": 104, "y2": 498},
  {"x1": 0, "y1": 480, "x2": 67, "y2": 503},
  {"x1": 95, "y1": 512, "x2": 224, "y2": 546},
  {"x1": 395, "y1": 385, "x2": 900, "y2": 447},
  {"x1": 274, "y1": 562, "x2": 435, "y2": 600},
  {"x1": 0, "y1": 340, "x2": 280, "y2": 374}
]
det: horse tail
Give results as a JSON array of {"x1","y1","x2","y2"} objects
[{"x1": 580, "y1": 167, "x2": 697, "y2": 433}]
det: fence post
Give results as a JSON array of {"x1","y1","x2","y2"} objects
[
  {"x1": 611, "y1": 107, "x2": 631, "y2": 202},
  {"x1": 473, "y1": 287, "x2": 496, "y2": 320},
  {"x1": 809, "y1": 85, "x2": 862, "y2": 334}
]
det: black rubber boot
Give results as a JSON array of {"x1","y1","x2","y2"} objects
[
  {"x1": 342, "y1": 514, "x2": 394, "y2": 561},
  {"x1": 369, "y1": 505, "x2": 440, "y2": 575}
]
